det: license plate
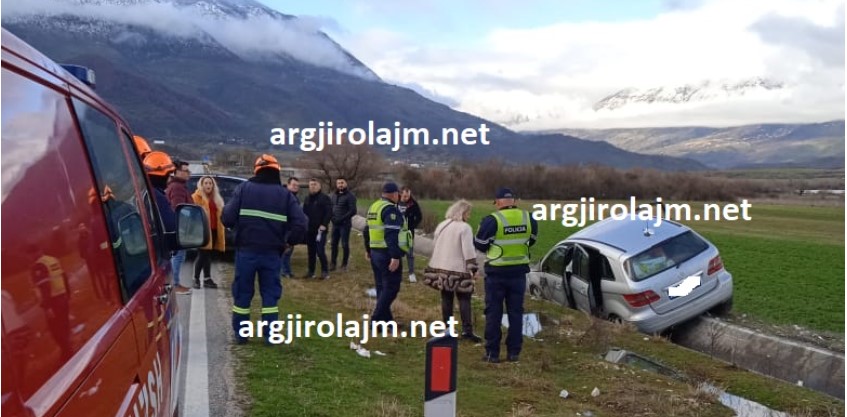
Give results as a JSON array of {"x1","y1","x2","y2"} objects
[{"x1": 667, "y1": 272, "x2": 702, "y2": 299}]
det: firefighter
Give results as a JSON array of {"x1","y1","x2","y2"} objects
[
  {"x1": 222, "y1": 154, "x2": 307, "y2": 344},
  {"x1": 142, "y1": 151, "x2": 177, "y2": 251},
  {"x1": 474, "y1": 188, "x2": 538, "y2": 363},
  {"x1": 133, "y1": 135, "x2": 153, "y2": 159}
]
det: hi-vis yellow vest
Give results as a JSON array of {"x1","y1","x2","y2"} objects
[
  {"x1": 367, "y1": 199, "x2": 411, "y2": 253},
  {"x1": 486, "y1": 208, "x2": 531, "y2": 266},
  {"x1": 36, "y1": 255, "x2": 67, "y2": 296}
]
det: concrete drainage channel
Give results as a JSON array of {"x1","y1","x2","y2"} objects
[
  {"x1": 351, "y1": 216, "x2": 845, "y2": 401},
  {"x1": 669, "y1": 317, "x2": 844, "y2": 399},
  {"x1": 604, "y1": 348, "x2": 791, "y2": 417}
]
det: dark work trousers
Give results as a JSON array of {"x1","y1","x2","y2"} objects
[
  {"x1": 370, "y1": 249, "x2": 402, "y2": 322},
  {"x1": 306, "y1": 230, "x2": 329, "y2": 275},
  {"x1": 441, "y1": 289, "x2": 473, "y2": 335},
  {"x1": 231, "y1": 249, "x2": 283, "y2": 343},
  {"x1": 483, "y1": 273, "x2": 527, "y2": 358},
  {"x1": 330, "y1": 222, "x2": 351, "y2": 267},
  {"x1": 194, "y1": 232, "x2": 218, "y2": 279}
]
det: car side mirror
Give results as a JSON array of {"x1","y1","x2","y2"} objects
[
  {"x1": 175, "y1": 204, "x2": 209, "y2": 249},
  {"x1": 118, "y1": 212, "x2": 148, "y2": 256}
]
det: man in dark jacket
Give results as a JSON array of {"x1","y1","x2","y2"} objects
[
  {"x1": 222, "y1": 154, "x2": 307, "y2": 344},
  {"x1": 302, "y1": 178, "x2": 333, "y2": 279},
  {"x1": 166, "y1": 159, "x2": 194, "y2": 294},
  {"x1": 398, "y1": 186, "x2": 422, "y2": 283},
  {"x1": 280, "y1": 177, "x2": 300, "y2": 278},
  {"x1": 329, "y1": 177, "x2": 357, "y2": 273}
]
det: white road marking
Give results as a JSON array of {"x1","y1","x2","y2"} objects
[{"x1": 184, "y1": 289, "x2": 209, "y2": 416}]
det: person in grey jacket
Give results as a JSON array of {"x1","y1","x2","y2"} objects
[{"x1": 329, "y1": 177, "x2": 357, "y2": 272}]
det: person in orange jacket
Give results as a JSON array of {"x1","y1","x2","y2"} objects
[{"x1": 192, "y1": 176, "x2": 225, "y2": 289}]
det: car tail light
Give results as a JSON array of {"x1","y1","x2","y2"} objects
[
  {"x1": 707, "y1": 255, "x2": 723, "y2": 275},
  {"x1": 623, "y1": 290, "x2": 661, "y2": 308}
]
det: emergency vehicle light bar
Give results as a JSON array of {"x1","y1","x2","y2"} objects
[{"x1": 60, "y1": 64, "x2": 96, "y2": 89}]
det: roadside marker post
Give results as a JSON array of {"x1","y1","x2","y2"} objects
[{"x1": 424, "y1": 335, "x2": 458, "y2": 417}]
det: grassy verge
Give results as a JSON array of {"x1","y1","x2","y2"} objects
[
  {"x1": 227, "y1": 236, "x2": 843, "y2": 417},
  {"x1": 411, "y1": 199, "x2": 844, "y2": 333}
]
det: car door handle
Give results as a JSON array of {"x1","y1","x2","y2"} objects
[
  {"x1": 156, "y1": 293, "x2": 169, "y2": 305},
  {"x1": 157, "y1": 284, "x2": 172, "y2": 305}
]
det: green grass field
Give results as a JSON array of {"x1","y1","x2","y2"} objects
[
  {"x1": 414, "y1": 199, "x2": 845, "y2": 333},
  {"x1": 228, "y1": 235, "x2": 843, "y2": 417}
]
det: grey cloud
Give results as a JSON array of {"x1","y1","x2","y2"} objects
[
  {"x1": 750, "y1": 8, "x2": 845, "y2": 67},
  {"x1": 4, "y1": 0, "x2": 376, "y2": 79}
]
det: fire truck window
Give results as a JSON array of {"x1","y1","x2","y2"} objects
[
  {"x1": 121, "y1": 130, "x2": 168, "y2": 262},
  {"x1": 73, "y1": 99, "x2": 152, "y2": 300},
  {"x1": 2, "y1": 69, "x2": 118, "y2": 397}
]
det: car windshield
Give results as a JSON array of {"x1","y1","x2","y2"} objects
[{"x1": 627, "y1": 231, "x2": 709, "y2": 281}]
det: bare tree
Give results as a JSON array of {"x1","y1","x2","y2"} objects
[{"x1": 303, "y1": 142, "x2": 385, "y2": 192}]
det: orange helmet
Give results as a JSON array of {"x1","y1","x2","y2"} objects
[
  {"x1": 143, "y1": 151, "x2": 175, "y2": 176},
  {"x1": 254, "y1": 153, "x2": 280, "y2": 174},
  {"x1": 133, "y1": 135, "x2": 152, "y2": 158},
  {"x1": 88, "y1": 185, "x2": 115, "y2": 204}
]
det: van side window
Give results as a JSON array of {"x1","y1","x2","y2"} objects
[
  {"x1": 73, "y1": 99, "x2": 152, "y2": 300},
  {"x1": 121, "y1": 130, "x2": 169, "y2": 262},
  {"x1": 2, "y1": 68, "x2": 119, "y2": 397}
]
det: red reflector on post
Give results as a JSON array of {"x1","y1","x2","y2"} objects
[{"x1": 430, "y1": 346, "x2": 453, "y2": 393}]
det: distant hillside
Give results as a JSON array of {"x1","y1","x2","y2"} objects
[
  {"x1": 553, "y1": 121, "x2": 844, "y2": 169},
  {"x1": 3, "y1": 0, "x2": 705, "y2": 171}
]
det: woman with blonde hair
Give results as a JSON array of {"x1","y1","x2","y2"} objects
[
  {"x1": 192, "y1": 176, "x2": 225, "y2": 289},
  {"x1": 423, "y1": 199, "x2": 481, "y2": 342}
]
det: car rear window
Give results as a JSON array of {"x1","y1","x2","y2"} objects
[{"x1": 626, "y1": 231, "x2": 709, "y2": 281}]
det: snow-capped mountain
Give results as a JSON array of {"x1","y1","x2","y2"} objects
[
  {"x1": 593, "y1": 77, "x2": 786, "y2": 111},
  {"x1": 553, "y1": 120, "x2": 845, "y2": 169},
  {"x1": 2, "y1": 0, "x2": 706, "y2": 170}
]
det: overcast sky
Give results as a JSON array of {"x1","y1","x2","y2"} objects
[{"x1": 264, "y1": 0, "x2": 845, "y2": 129}]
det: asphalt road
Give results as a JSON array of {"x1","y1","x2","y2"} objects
[{"x1": 175, "y1": 261, "x2": 246, "y2": 417}]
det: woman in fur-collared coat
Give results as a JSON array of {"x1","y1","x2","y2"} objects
[
  {"x1": 423, "y1": 199, "x2": 481, "y2": 342},
  {"x1": 192, "y1": 176, "x2": 225, "y2": 289}
]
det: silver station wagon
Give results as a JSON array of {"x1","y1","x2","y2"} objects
[{"x1": 526, "y1": 216, "x2": 733, "y2": 334}]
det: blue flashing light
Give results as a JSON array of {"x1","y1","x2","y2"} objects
[{"x1": 59, "y1": 64, "x2": 96, "y2": 89}]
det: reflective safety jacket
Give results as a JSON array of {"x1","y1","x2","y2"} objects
[
  {"x1": 474, "y1": 206, "x2": 538, "y2": 276},
  {"x1": 222, "y1": 179, "x2": 307, "y2": 252},
  {"x1": 34, "y1": 255, "x2": 67, "y2": 297},
  {"x1": 486, "y1": 208, "x2": 532, "y2": 266},
  {"x1": 365, "y1": 198, "x2": 409, "y2": 258}
]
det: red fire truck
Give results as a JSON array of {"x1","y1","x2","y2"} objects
[{"x1": 1, "y1": 29, "x2": 207, "y2": 417}]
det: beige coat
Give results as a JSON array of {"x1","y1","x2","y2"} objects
[{"x1": 424, "y1": 219, "x2": 478, "y2": 293}]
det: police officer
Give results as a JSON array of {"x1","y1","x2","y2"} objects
[
  {"x1": 474, "y1": 188, "x2": 538, "y2": 363},
  {"x1": 363, "y1": 182, "x2": 410, "y2": 322},
  {"x1": 222, "y1": 154, "x2": 307, "y2": 344}
]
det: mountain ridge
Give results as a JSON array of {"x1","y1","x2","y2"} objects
[
  {"x1": 4, "y1": 0, "x2": 707, "y2": 171},
  {"x1": 551, "y1": 120, "x2": 845, "y2": 169}
]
